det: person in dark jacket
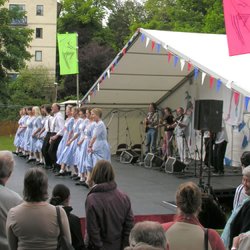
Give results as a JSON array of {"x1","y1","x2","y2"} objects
[
  {"x1": 50, "y1": 184, "x2": 85, "y2": 250},
  {"x1": 85, "y1": 160, "x2": 134, "y2": 250}
]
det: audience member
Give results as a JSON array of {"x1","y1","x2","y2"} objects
[
  {"x1": 125, "y1": 221, "x2": 167, "y2": 250},
  {"x1": 0, "y1": 151, "x2": 22, "y2": 250},
  {"x1": 231, "y1": 231, "x2": 250, "y2": 250},
  {"x1": 50, "y1": 184, "x2": 85, "y2": 250},
  {"x1": 85, "y1": 160, "x2": 134, "y2": 250},
  {"x1": 162, "y1": 182, "x2": 225, "y2": 250},
  {"x1": 221, "y1": 166, "x2": 250, "y2": 248},
  {"x1": 233, "y1": 151, "x2": 250, "y2": 210},
  {"x1": 6, "y1": 168, "x2": 71, "y2": 250}
]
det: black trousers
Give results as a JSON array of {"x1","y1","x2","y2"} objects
[
  {"x1": 48, "y1": 133, "x2": 62, "y2": 166},
  {"x1": 213, "y1": 140, "x2": 227, "y2": 173},
  {"x1": 41, "y1": 132, "x2": 53, "y2": 166}
]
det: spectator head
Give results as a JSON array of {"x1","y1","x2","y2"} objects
[
  {"x1": 241, "y1": 151, "x2": 250, "y2": 168},
  {"x1": 65, "y1": 105, "x2": 73, "y2": 117},
  {"x1": 43, "y1": 104, "x2": 52, "y2": 115},
  {"x1": 23, "y1": 168, "x2": 48, "y2": 202},
  {"x1": 128, "y1": 221, "x2": 167, "y2": 250},
  {"x1": 176, "y1": 182, "x2": 202, "y2": 216},
  {"x1": 50, "y1": 184, "x2": 70, "y2": 206},
  {"x1": 89, "y1": 160, "x2": 114, "y2": 186},
  {"x1": 242, "y1": 166, "x2": 250, "y2": 195},
  {"x1": 176, "y1": 107, "x2": 184, "y2": 116},
  {"x1": 0, "y1": 151, "x2": 14, "y2": 186}
]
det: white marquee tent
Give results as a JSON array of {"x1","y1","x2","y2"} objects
[{"x1": 81, "y1": 28, "x2": 250, "y2": 164}]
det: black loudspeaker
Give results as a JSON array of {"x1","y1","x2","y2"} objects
[
  {"x1": 120, "y1": 150, "x2": 139, "y2": 164},
  {"x1": 165, "y1": 157, "x2": 186, "y2": 173},
  {"x1": 194, "y1": 100, "x2": 223, "y2": 132},
  {"x1": 144, "y1": 153, "x2": 164, "y2": 169}
]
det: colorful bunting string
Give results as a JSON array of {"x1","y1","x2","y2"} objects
[
  {"x1": 174, "y1": 55, "x2": 178, "y2": 67},
  {"x1": 187, "y1": 62, "x2": 192, "y2": 72},
  {"x1": 156, "y1": 43, "x2": 161, "y2": 53},
  {"x1": 245, "y1": 96, "x2": 250, "y2": 110},
  {"x1": 151, "y1": 41, "x2": 155, "y2": 51},
  {"x1": 167, "y1": 52, "x2": 172, "y2": 63},
  {"x1": 194, "y1": 67, "x2": 199, "y2": 80}
]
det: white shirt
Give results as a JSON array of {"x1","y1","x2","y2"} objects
[
  {"x1": 44, "y1": 115, "x2": 53, "y2": 132},
  {"x1": 51, "y1": 112, "x2": 64, "y2": 133}
]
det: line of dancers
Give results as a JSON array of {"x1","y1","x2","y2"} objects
[{"x1": 13, "y1": 103, "x2": 111, "y2": 186}]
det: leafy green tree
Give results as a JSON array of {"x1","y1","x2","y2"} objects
[
  {"x1": 107, "y1": 0, "x2": 147, "y2": 50},
  {"x1": 0, "y1": 0, "x2": 33, "y2": 103},
  {"x1": 9, "y1": 67, "x2": 54, "y2": 106},
  {"x1": 57, "y1": 0, "x2": 116, "y2": 98}
]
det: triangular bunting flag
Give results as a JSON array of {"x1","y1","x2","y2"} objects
[
  {"x1": 110, "y1": 64, "x2": 115, "y2": 73},
  {"x1": 174, "y1": 55, "x2": 178, "y2": 67},
  {"x1": 107, "y1": 69, "x2": 110, "y2": 78},
  {"x1": 168, "y1": 52, "x2": 172, "y2": 63},
  {"x1": 156, "y1": 43, "x2": 161, "y2": 53},
  {"x1": 122, "y1": 48, "x2": 126, "y2": 55},
  {"x1": 141, "y1": 33, "x2": 145, "y2": 42},
  {"x1": 180, "y1": 58, "x2": 185, "y2": 71},
  {"x1": 187, "y1": 62, "x2": 192, "y2": 71},
  {"x1": 226, "y1": 80, "x2": 232, "y2": 89},
  {"x1": 234, "y1": 91, "x2": 240, "y2": 106},
  {"x1": 146, "y1": 37, "x2": 150, "y2": 48},
  {"x1": 201, "y1": 72, "x2": 206, "y2": 85},
  {"x1": 97, "y1": 83, "x2": 100, "y2": 91},
  {"x1": 216, "y1": 79, "x2": 222, "y2": 92},
  {"x1": 151, "y1": 41, "x2": 155, "y2": 51},
  {"x1": 88, "y1": 95, "x2": 90, "y2": 102},
  {"x1": 245, "y1": 96, "x2": 250, "y2": 110},
  {"x1": 209, "y1": 76, "x2": 214, "y2": 89},
  {"x1": 194, "y1": 67, "x2": 199, "y2": 80}
]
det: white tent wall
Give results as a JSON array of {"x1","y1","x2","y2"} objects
[
  {"x1": 101, "y1": 107, "x2": 147, "y2": 154},
  {"x1": 158, "y1": 73, "x2": 249, "y2": 167}
]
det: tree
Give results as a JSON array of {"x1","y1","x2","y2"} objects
[
  {"x1": 107, "y1": 0, "x2": 147, "y2": 50},
  {"x1": 0, "y1": 0, "x2": 33, "y2": 103},
  {"x1": 57, "y1": 0, "x2": 117, "y2": 98},
  {"x1": 9, "y1": 66, "x2": 54, "y2": 106}
]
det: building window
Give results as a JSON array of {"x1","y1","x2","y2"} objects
[
  {"x1": 9, "y1": 4, "x2": 25, "y2": 11},
  {"x1": 9, "y1": 4, "x2": 27, "y2": 26},
  {"x1": 35, "y1": 28, "x2": 43, "y2": 38},
  {"x1": 35, "y1": 51, "x2": 42, "y2": 61},
  {"x1": 36, "y1": 5, "x2": 44, "y2": 16}
]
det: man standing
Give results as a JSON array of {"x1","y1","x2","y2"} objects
[
  {"x1": 48, "y1": 103, "x2": 64, "y2": 171},
  {"x1": 174, "y1": 107, "x2": 190, "y2": 164},
  {"x1": 144, "y1": 103, "x2": 159, "y2": 154},
  {"x1": 0, "y1": 151, "x2": 22, "y2": 250}
]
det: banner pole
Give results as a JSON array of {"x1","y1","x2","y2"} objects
[
  {"x1": 76, "y1": 33, "x2": 79, "y2": 106},
  {"x1": 76, "y1": 73, "x2": 79, "y2": 106}
]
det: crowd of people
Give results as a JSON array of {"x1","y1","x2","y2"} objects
[
  {"x1": 13, "y1": 103, "x2": 111, "y2": 187},
  {"x1": 144, "y1": 102, "x2": 228, "y2": 175},
  {"x1": 2, "y1": 148, "x2": 250, "y2": 249}
]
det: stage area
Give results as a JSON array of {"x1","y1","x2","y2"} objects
[{"x1": 8, "y1": 155, "x2": 242, "y2": 217}]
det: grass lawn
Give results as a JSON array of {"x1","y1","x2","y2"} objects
[{"x1": 0, "y1": 135, "x2": 15, "y2": 151}]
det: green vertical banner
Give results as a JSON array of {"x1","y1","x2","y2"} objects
[{"x1": 57, "y1": 33, "x2": 79, "y2": 75}]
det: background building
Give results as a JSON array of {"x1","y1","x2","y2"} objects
[{"x1": 5, "y1": 0, "x2": 58, "y2": 80}]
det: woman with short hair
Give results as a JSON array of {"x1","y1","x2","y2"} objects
[
  {"x1": 85, "y1": 160, "x2": 134, "y2": 250},
  {"x1": 6, "y1": 168, "x2": 71, "y2": 250},
  {"x1": 162, "y1": 182, "x2": 225, "y2": 250}
]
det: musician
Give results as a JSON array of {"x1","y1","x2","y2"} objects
[
  {"x1": 144, "y1": 103, "x2": 159, "y2": 154},
  {"x1": 174, "y1": 107, "x2": 190, "y2": 164},
  {"x1": 161, "y1": 107, "x2": 175, "y2": 159}
]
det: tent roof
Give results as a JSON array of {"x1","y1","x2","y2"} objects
[{"x1": 81, "y1": 28, "x2": 250, "y2": 107}]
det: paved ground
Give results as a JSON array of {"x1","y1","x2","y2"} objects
[{"x1": 7, "y1": 154, "x2": 242, "y2": 217}]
